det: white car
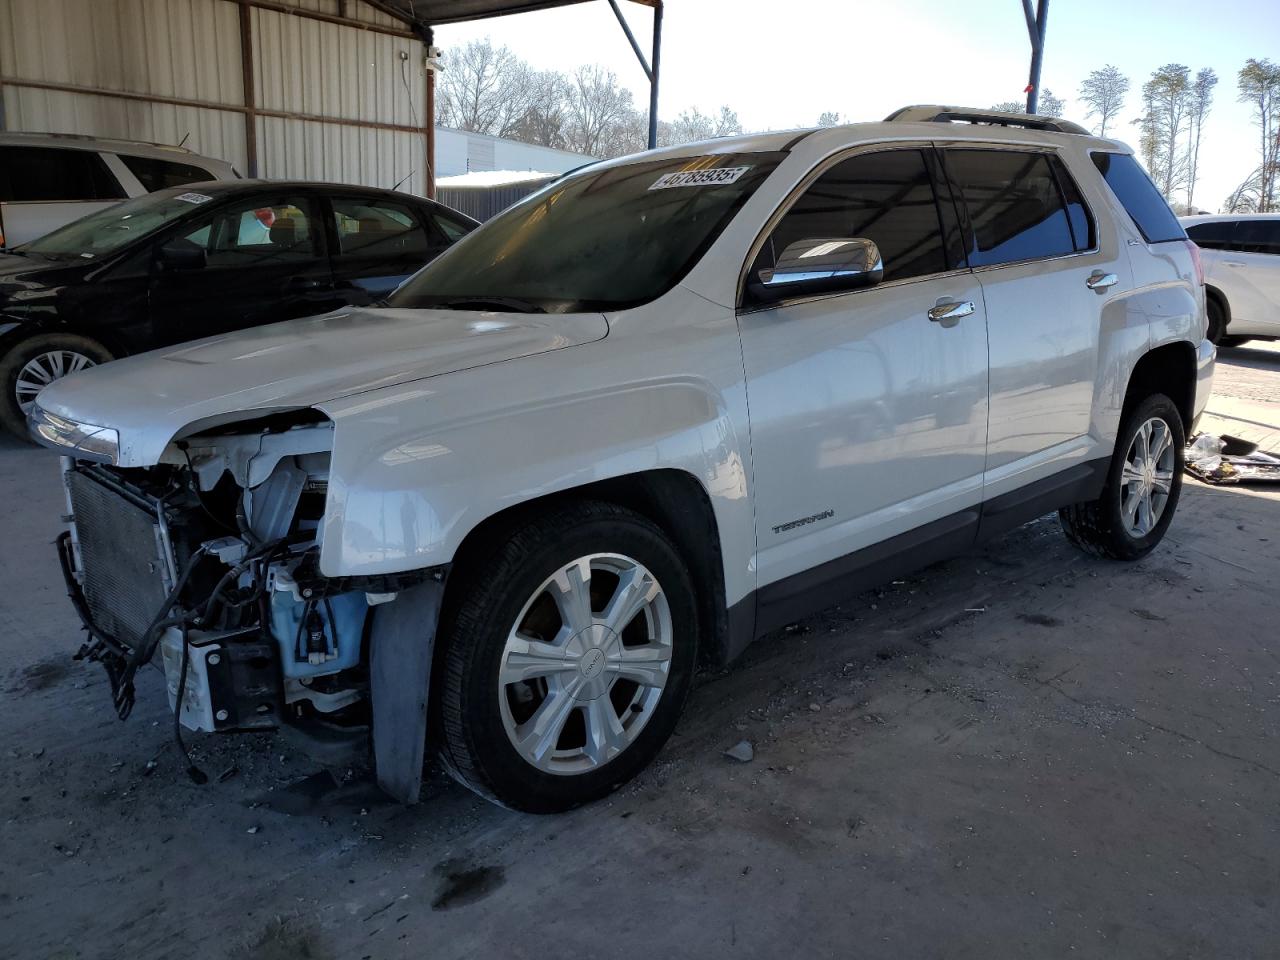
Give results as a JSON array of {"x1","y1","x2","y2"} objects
[
  {"x1": 1181, "y1": 213, "x2": 1280, "y2": 345},
  {"x1": 0, "y1": 132, "x2": 238, "y2": 248},
  {"x1": 32, "y1": 105, "x2": 1213, "y2": 813}
]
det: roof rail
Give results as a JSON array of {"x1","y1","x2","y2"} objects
[{"x1": 885, "y1": 105, "x2": 1091, "y2": 137}]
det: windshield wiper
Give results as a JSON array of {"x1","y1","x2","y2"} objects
[{"x1": 436, "y1": 296, "x2": 547, "y2": 314}]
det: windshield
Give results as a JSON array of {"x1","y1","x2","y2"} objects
[
  {"x1": 20, "y1": 188, "x2": 217, "y2": 259},
  {"x1": 389, "y1": 152, "x2": 785, "y2": 313}
]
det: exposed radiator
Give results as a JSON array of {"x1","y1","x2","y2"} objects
[{"x1": 66, "y1": 469, "x2": 173, "y2": 650}]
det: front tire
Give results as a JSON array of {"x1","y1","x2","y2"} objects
[
  {"x1": 0, "y1": 333, "x2": 113, "y2": 440},
  {"x1": 1059, "y1": 393, "x2": 1185, "y2": 561},
  {"x1": 434, "y1": 501, "x2": 698, "y2": 813}
]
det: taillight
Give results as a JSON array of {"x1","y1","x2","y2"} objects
[{"x1": 1185, "y1": 239, "x2": 1205, "y2": 286}]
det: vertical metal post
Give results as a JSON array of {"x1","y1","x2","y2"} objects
[
  {"x1": 647, "y1": 1, "x2": 662, "y2": 149},
  {"x1": 238, "y1": 0, "x2": 259, "y2": 177},
  {"x1": 1023, "y1": 0, "x2": 1048, "y2": 115},
  {"x1": 425, "y1": 61, "x2": 436, "y2": 199}
]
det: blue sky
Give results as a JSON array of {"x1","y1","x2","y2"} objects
[{"x1": 437, "y1": 0, "x2": 1280, "y2": 211}]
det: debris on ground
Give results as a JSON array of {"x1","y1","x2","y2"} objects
[
  {"x1": 723, "y1": 741, "x2": 754, "y2": 763},
  {"x1": 1185, "y1": 434, "x2": 1280, "y2": 484}
]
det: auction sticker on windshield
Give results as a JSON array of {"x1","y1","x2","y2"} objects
[
  {"x1": 174, "y1": 192, "x2": 213, "y2": 204},
  {"x1": 649, "y1": 166, "x2": 752, "y2": 190}
]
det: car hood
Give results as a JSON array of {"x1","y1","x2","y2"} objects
[
  {"x1": 0, "y1": 253, "x2": 88, "y2": 307},
  {"x1": 34, "y1": 306, "x2": 610, "y2": 466}
]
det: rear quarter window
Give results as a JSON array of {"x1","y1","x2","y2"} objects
[
  {"x1": 1091, "y1": 152, "x2": 1186, "y2": 244},
  {"x1": 119, "y1": 154, "x2": 218, "y2": 192}
]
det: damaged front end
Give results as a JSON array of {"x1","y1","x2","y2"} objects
[{"x1": 52, "y1": 409, "x2": 441, "y2": 796}]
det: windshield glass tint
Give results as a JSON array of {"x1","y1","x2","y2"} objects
[
  {"x1": 21, "y1": 189, "x2": 213, "y2": 259},
  {"x1": 389, "y1": 152, "x2": 785, "y2": 312}
]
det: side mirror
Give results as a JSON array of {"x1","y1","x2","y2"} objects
[
  {"x1": 157, "y1": 241, "x2": 208, "y2": 271},
  {"x1": 747, "y1": 237, "x2": 884, "y2": 305}
]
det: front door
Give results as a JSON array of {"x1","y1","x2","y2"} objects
[
  {"x1": 1223, "y1": 218, "x2": 1280, "y2": 331},
  {"x1": 147, "y1": 193, "x2": 334, "y2": 346},
  {"x1": 737, "y1": 146, "x2": 989, "y2": 606}
]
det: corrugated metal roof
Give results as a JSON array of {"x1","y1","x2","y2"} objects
[{"x1": 373, "y1": 0, "x2": 655, "y2": 27}]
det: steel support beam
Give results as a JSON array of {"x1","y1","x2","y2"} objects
[
  {"x1": 1022, "y1": 0, "x2": 1049, "y2": 114},
  {"x1": 606, "y1": 0, "x2": 662, "y2": 149},
  {"x1": 238, "y1": 1, "x2": 259, "y2": 177}
]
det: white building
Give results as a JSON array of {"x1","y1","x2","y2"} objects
[{"x1": 0, "y1": 0, "x2": 592, "y2": 198}]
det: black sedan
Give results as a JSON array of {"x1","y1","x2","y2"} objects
[{"x1": 0, "y1": 180, "x2": 475, "y2": 436}]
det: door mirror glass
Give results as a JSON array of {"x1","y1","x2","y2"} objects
[
  {"x1": 751, "y1": 237, "x2": 883, "y2": 303},
  {"x1": 157, "y1": 240, "x2": 208, "y2": 271}
]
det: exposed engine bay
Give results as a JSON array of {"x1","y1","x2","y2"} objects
[{"x1": 56, "y1": 413, "x2": 434, "y2": 785}]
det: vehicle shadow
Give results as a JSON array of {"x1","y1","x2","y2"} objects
[{"x1": 1218, "y1": 343, "x2": 1280, "y2": 371}]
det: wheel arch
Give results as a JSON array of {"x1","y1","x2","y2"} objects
[
  {"x1": 1122, "y1": 340, "x2": 1197, "y2": 431},
  {"x1": 441, "y1": 468, "x2": 732, "y2": 669}
]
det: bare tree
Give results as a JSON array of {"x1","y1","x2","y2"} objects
[
  {"x1": 1079, "y1": 65, "x2": 1129, "y2": 136},
  {"x1": 509, "y1": 70, "x2": 571, "y2": 149},
  {"x1": 1224, "y1": 168, "x2": 1264, "y2": 213},
  {"x1": 667, "y1": 106, "x2": 742, "y2": 144},
  {"x1": 1136, "y1": 64, "x2": 1191, "y2": 199},
  {"x1": 816, "y1": 111, "x2": 842, "y2": 127},
  {"x1": 991, "y1": 101, "x2": 1027, "y2": 113},
  {"x1": 437, "y1": 39, "x2": 528, "y2": 136},
  {"x1": 564, "y1": 65, "x2": 636, "y2": 157},
  {"x1": 1185, "y1": 68, "x2": 1218, "y2": 210},
  {"x1": 1237, "y1": 58, "x2": 1280, "y2": 212},
  {"x1": 1038, "y1": 89, "x2": 1066, "y2": 117}
]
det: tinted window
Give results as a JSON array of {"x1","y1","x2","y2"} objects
[
  {"x1": 1184, "y1": 221, "x2": 1237, "y2": 250},
  {"x1": 432, "y1": 212, "x2": 471, "y2": 243},
  {"x1": 0, "y1": 145, "x2": 125, "y2": 202},
  {"x1": 947, "y1": 150, "x2": 1075, "y2": 267},
  {"x1": 174, "y1": 198, "x2": 318, "y2": 267},
  {"x1": 1051, "y1": 157, "x2": 1096, "y2": 251},
  {"x1": 332, "y1": 198, "x2": 430, "y2": 258},
  {"x1": 757, "y1": 149, "x2": 950, "y2": 284},
  {"x1": 390, "y1": 152, "x2": 784, "y2": 313},
  {"x1": 1091, "y1": 152, "x2": 1186, "y2": 244},
  {"x1": 119, "y1": 154, "x2": 217, "y2": 192},
  {"x1": 1233, "y1": 220, "x2": 1280, "y2": 255}
]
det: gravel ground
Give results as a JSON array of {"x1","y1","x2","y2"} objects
[{"x1": 2, "y1": 343, "x2": 1278, "y2": 960}]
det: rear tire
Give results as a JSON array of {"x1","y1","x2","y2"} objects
[
  {"x1": 0, "y1": 333, "x2": 113, "y2": 441},
  {"x1": 1059, "y1": 393, "x2": 1185, "y2": 561},
  {"x1": 433, "y1": 501, "x2": 698, "y2": 813},
  {"x1": 1206, "y1": 297, "x2": 1227, "y2": 345}
]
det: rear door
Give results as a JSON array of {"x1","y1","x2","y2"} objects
[
  {"x1": 941, "y1": 146, "x2": 1127, "y2": 495},
  {"x1": 147, "y1": 192, "x2": 334, "y2": 346},
  {"x1": 326, "y1": 195, "x2": 450, "y2": 306},
  {"x1": 1222, "y1": 219, "x2": 1280, "y2": 331},
  {"x1": 737, "y1": 145, "x2": 989, "y2": 599},
  {"x1": 0, "y1": 145, "x2": 128, "y2": 247}
]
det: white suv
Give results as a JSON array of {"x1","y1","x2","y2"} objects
[
  {"x1": 0, "y1": 132, "x2": 237, "y2": 248},
  {"x1": 1180, "y1": 213, "x2": 1280, "y2": 345},
  {"x1": 31, "y1": 106, "x2": 1214, "y2": 812}
]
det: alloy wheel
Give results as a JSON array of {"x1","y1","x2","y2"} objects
[
  {"x1": 15, "y1": 350, "x2": 97, "y2": 414},
  {"x1": 1120, "y1": 417, "x2": 1175, "y2": 538},
  {"x1": 498, "y1": 553, "x2": 673, "y2": 776}
]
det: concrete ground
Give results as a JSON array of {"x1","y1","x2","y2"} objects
[{"x1": 2, "y1": 345, "x2": 1278, "y2": 960}]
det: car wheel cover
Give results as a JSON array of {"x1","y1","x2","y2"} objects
[
  {"x1": 15, "y1": 350, "x2": 97, "y2": 414},
  {"x1": 1120, "y1": 416, "x2": 1175, "y2": 538},
  {"x1": 497, "y1": 552, "x2": 673, "y2": 776}
]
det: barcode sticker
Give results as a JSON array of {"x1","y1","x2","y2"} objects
[
  {"x1": 649, "y1": 166, "x2": 752, "y2": 191},
  {"x1": 174, "y1": 192, "x2": 213, "y2": 204}
]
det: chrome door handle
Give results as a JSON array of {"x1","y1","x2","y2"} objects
[
  {"x1": 1086, "y1": 271, "x2": 1119, "y2": 291},
  {"x1": 927, "y1": 300, "x2": 974, "y2": 327},
  {"x1": 1224, "y1": 261, "x2": 1246, "y2": 267}
]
